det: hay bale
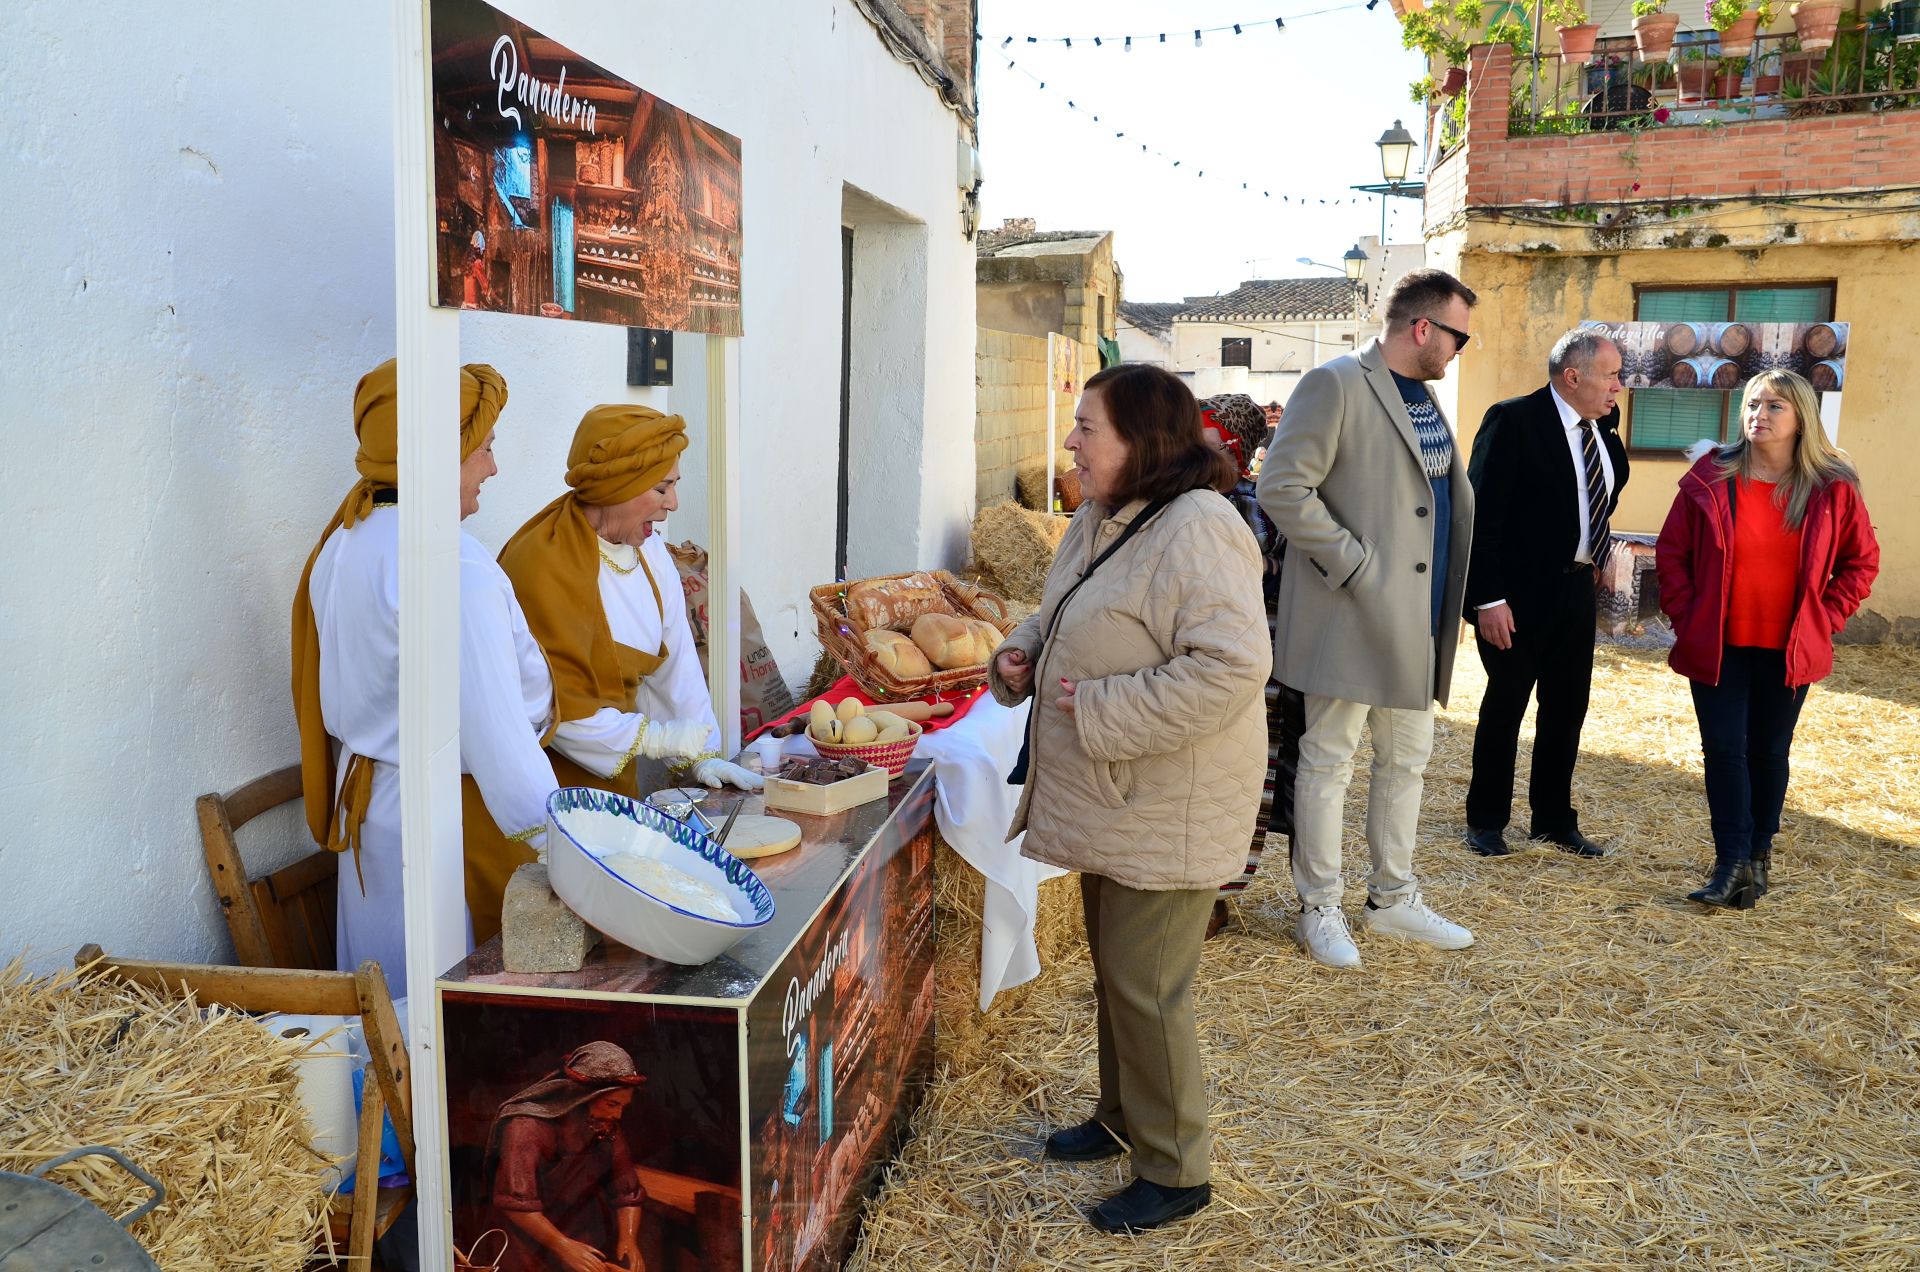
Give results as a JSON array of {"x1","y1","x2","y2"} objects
[
  {"x1": 1, "y1": 958, "x2": 335, "y2": 1271},
  {"x1": 1014, "y1": 451, "x2": 1075, "y2": 512},
  {"x1": 970, "y1": 502, "x2": 1068, "y2": 607}
]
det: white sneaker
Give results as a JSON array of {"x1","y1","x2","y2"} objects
[
  {"x1": 1295, "y1": 905, "x2": 1362, "y2": 968},
  {"x1": 1362, "y1": 892, "x2": 1475, "y2": 950}
]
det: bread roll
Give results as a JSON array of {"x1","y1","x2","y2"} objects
[
  {"x1": 846, "y1": 572, "x2": 953, "y2": 632},
  {"x1": 962, "y1": 618, "x2": 1003, "y2": 667},
  {"x1": 911, "y1": 612, "x2": 981, "y2": 670},
  {"x1": 864, "y1": 629, "x2": 933, "y2": 679}
]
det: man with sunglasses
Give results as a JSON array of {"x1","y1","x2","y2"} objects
[{"x1": 1256, "y1": 268, "x2": 1480, "y2": 969}]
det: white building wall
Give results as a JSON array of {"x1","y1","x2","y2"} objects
[
  {"x1": 1115, "y1": 322, "x2": 1173, "y2": 367},
  {"x1": 0, "y1": 0, "x2": 975, "y2": 970}
]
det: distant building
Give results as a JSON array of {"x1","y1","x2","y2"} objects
[
  {"x1": 975, "y1": 218, "x2": 1117, "y2": 352},
  {"x1": 1116, "y1": 300, "x2": 1180, "y2": 367}
]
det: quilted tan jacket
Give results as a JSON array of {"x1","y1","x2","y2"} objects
[{"x1": 989, "y1": 490, "x2": 1271, "y2": 890}]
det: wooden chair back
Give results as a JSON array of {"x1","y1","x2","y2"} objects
[
  {"x1": 74, "y1": 946, "x2": 416, "y2": 1269},
  {"x1": 198, "y1": 765, "x2": 339, "y2": 970}
]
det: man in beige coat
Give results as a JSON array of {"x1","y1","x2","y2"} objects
[{"x1": 1256, "y1": 269, "x2": 1479, "y2": 969}]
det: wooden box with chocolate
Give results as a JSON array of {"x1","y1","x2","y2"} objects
[{"x1": 762, "y1": 756, "x2": 892, "y2": 816}]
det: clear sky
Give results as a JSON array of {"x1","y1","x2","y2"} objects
[{"x1": 975, "y1": 0, "x2": 1429, "y2": 302}]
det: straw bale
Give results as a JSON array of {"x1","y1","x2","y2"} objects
[
  {"x1": 1015, "y1": 452, "x2": 1075, "y2": 512},
  {"x1": 971, "y1": 502, "x2": 1069, "y2": 607},
  {"x1": 853, "y1": 645, "x2": 1920, "y2": 1269},
  {"x1": 0, "y1": 958, "x2": 335, "y2": 1271}
]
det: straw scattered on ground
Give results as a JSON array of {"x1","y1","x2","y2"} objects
[
  {"x1": 852, "y1": 643, "x2": 1920, "y2": 1269},
  {"x1": 0, "y1": 958, "x2": 336, "y2": 1271}
]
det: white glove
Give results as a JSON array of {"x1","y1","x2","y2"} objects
[
  {"x1": 638, "y1": 717, "x2": 713, "y2": 760},
  {"x1": 692, "y1": 757, "x2": 765, "y2": 792}
]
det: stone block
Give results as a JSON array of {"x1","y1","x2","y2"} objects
[
  {"x1": 501, "y1": 862, "x2": 601, "y2": 973},
  {"x1": 1838, "y1": 608, "x2": 1891, "y2": 645}
]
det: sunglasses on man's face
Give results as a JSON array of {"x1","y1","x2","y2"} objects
[{"x1": 1423, "y1": 317, "x2": 1471, "y2": 352}]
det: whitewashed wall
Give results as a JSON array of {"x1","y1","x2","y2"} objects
[
  {"x1": 1115, "y1": 322, "x2": 1172, "y2": 368},
  {"x1": 0, "y1": 0, "x2": 976, "y2": 970}
]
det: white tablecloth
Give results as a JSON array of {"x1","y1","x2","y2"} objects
[{"x1": 770, "y1": 697, "x2": 1062, "y2": 1010}]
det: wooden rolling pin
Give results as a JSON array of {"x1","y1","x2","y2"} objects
[{"x1": 766, "y1": 700, "x2": 956, "y2": 737}]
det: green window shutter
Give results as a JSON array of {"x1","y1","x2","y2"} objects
[
  {"x1": 1732, "y1": 286, "x2": 1832, "y2": 322},
  {"x1": 1637, "y1": 289, "x2": 1729, "y2": 322},
  {"x1": 1630, "y1": 388, "x2": 1728, "y2": 451}
]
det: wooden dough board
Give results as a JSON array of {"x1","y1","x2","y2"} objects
[{"x1": 721, "y1": 813, "x2": 803, "y2": 859}]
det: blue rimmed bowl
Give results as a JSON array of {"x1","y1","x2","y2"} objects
[{"x1": 546, "y1": 787, "x2": 776, "y2": 965}]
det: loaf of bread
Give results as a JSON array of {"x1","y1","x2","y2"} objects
[
  {"x1": 963, "y1": 618, "x2": 1005, "y2": 665},
  {"x1": 864, "y1": 628, "x2": 933, "y2": 679},
  {"x1": 846, "y1": 572, "x2": 953, "y2": 632},
  {"x1": 910, "y1": 612, "x2": 992, "y2": 670}
]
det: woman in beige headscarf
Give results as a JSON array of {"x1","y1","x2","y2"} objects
[
  {"x1": 292, "y1": 359, "x2": 557, "y2": 995},
  {"x1": 492, "y1": 406, "x2": 757, "y2": 867}
]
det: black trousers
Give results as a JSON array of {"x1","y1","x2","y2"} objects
[
  {"x1": 1466, "y1": 567, "x2": 1597, "y2": 837},
  {"x1": 1690, "y1": 646, "x2": 1808, "y2": 865}
]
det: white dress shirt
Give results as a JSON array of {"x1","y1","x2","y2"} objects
[{"x1": 1478, "y1": 385, "x2": 1618, "y2": 611}]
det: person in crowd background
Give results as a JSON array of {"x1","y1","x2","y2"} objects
[
  {"x1": 991, "y1": 363, "x2": 1268, "y2": 1233},
  {"x1": 292, "y1": 359, "x2": 558, "y2": 996},
  {"x1": 1655, "y1": 370, "x2": 1878, "y2": 909},
  {"x1": 1255, "y1": 269, "x2": 1479, "y2": 969},
  {"x1": 1200, "y1": 392, "x2": 1304, "y2": 940},
  {"x1": 1462, "y1": 329, "x2": 1629, "y2": 860}
]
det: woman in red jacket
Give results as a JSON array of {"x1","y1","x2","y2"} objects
[{"x1": 1655, "y1": 369, "x2": 1879, "y2": 910}]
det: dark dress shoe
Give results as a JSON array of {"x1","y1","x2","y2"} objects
[
  {"x1": 1045, "y1": 1119, "x2": 1131, "y2": 1162},
  {"x1": 1688, "y1": 860, "x2": 1759, "y2": 910},
  {"x1": 1205, "y1": 898, "x2": 1231, "y2": 940},
  {"x1": 1750, "y1": 851, "x2": 1771, "y2": 897},
  {"x1": 1464, "y1": 827, "x2": 1512, "y2": 857},
  {"x1": 1087, "y1": 1178, "x2": 1212, "y2": 1233},
  {"x1": 1528, "y1": 829, "x2": 1606, "y2": 858}
]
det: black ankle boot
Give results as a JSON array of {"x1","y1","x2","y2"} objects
[
  {"x1": 1688, "y1": 860, "x2": 1758, "y2": 910},
  {"x1": 1750, "y1": 851, "x2": 1771, "y2": 897}
]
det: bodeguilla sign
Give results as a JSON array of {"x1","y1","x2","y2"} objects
[{"x1": 489, "y1": 34, "x2": 597, "y2": 134}]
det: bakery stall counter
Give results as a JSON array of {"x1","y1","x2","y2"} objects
[{"x1": 437, "y1": 761, "x2": 936, "y2": 1272}]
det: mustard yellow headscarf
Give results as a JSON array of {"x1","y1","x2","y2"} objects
[
  {"x1": 290, "y1": 358, "x2": 510, "y2": 852},
  {"x1": 498, "y1": 405, "x2": 688, "y2": 728}
]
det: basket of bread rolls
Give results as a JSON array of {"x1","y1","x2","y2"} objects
[
  {"x1": 801, "y1": 698, "x2": 924, "y2": 776},
  {"x1": 810, "y1": 569, "x2": 1015, "y2": 701}
]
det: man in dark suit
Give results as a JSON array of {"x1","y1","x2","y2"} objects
[{"x1": 1463, "y1": 329, "x2": 1628, "y2": 858}]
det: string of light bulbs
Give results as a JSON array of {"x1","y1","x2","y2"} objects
[
  {"x1": 997, "y1": 56, "x2": 1371, "y2": 205},
  {"x1": 993, "y1": 3, "x2": 1372, "y2": 50}
]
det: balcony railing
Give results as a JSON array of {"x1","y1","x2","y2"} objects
[{"x1": 1503, "y1": 20, "x2": 1920, "y2": 139}]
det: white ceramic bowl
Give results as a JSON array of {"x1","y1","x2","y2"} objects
[{"x1": 546, "y1": 787, "x2": 776, "y2": 965}]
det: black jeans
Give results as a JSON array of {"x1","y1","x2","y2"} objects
[{"x1": 1690, "y1": 646, "x2": 1809, "y2": 865}]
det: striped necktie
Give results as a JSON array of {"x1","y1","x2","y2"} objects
[{"x1": 1578, "y1": 420, "x2": 1610, "y2": 564}]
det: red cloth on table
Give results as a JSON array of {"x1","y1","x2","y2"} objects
[{"x1": 745, "y1": 675, "x2": 988, "y2": 741}]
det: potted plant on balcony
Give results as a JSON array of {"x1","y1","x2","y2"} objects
[
  {"x1": 1400, "y1": 0, "x2": 1483, "y2": 100},
  {"x1": 1789, "y1": 0, "x2": 1845, "y2": 48},
  {"x1": 1715, "y1": 53, "x2": 1751, "y2": 95},
  {"x1": 1634, "y1": 0, "x2": 1684, "y2": 57},
  {"x1": 1550, "y1": 0, "x2": 1604, "y2": 60},
  {"x1": 1709, "y1": 0, "x2": 1763, "y2": 56},
  {"x1": 1677, "y1": 42, "x2": 1722, "y2": 98},
  {"x1": 1754, "y1": 45, "x2": 1785, "y2": 91}
]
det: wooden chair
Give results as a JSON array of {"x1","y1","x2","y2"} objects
[
  {"x1": 198, "y1": 765, "x2": 339, "y2": 970},
  {"x1": 74, "y1": 946, "x2": 416, "y2": 1269}
]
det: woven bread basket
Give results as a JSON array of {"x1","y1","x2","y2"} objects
[{"x1": 811, "y1": 570, "x2": 1014, "y2": 701}]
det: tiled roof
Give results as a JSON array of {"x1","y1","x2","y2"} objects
[
  {"x1": 1116, "y1": 301, "x2": 1184, "y2": 338},
  {"x1": 1177, "y1": 277, "x2": 1358, "y2": 321}
]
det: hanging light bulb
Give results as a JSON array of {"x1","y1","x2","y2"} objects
[{"x1": 1194, "y1": 28, "x2": 1202, "y2": 45}]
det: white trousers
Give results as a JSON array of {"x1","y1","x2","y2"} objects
[{"x1": 1290, "y1": 694, "x2": 1435, "y2": 910}]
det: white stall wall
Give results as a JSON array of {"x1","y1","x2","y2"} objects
[{"x1": 0, "y1": 0, "x2": 976, "y2": 970}]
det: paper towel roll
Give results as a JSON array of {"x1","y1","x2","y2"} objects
[{"x1": 263, "y1": 1013, "x2": 360, "y2": 1189}]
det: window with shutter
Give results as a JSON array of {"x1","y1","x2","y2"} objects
[{"x1": 1221, "y1": 337, "x2": 1251, "y2": 368}]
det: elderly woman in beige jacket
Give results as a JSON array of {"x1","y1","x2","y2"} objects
[{"x1": 989, "y1": 363, "x2": 1270, "y2": 1235}]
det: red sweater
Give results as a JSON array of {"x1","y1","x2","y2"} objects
[
  {"x1": 1724, "y1": 477, "x2": 1801, "y2": 649},
  {"x1": 1655, "y1": 455, "x2": 1880, "y2": 687}
]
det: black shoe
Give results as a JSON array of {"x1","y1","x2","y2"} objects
[
  {"x1": 1750, "y1": 852, "x2": 1771, "y2": 897},
  {"x1": 1688, "y1": 860, "x2": 1758, "y2": 910},
  {"x1": 1464, "y1": 826, "x2": 1512, "y2": 857},
  {"x1": 1045, "y1": 1119, "x2": 1131, "y2": 1162},
  {"x1": 1528, "y1": 829, "x2": 1606, "y2": 858},
  {"x1": 1205, "y1": 898, "x2": 1231, "y2": 941},
  {"x1": 1087, "y1": 1178, "x2": 1212, "y2": 1233}
]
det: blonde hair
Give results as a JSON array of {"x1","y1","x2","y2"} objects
[{"x1": 1713, "y1": 369, "x2": 1857, "y2": 529}]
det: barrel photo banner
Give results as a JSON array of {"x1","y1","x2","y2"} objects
[{"x1": 1579, "y1": 320, "x2": 1848, "y2": 394}]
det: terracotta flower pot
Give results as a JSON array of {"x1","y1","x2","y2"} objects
[
  {"x1": 1678, "y1": 58, "x2": 1720, "y2": 101},
  {"x1": 1557, "y1": 21, "x2": 1602, "y2": 60},
  {"x1": 1634, "y1": 11, "x2": 1681, "y2": 58},
  {"x1": 1442, "y1": 65, "x2": 1468, "y2": 95},
  {"x1": 1790, "y1": 0, "x2": 1843, "y2": 49},
  {"x1": 1782, "y1": 48, "x2": 1822, "y2": 87},
  {"x1": 1714, "y1": 68, "x2": 1745, "y2": 97},
  {"x1": 1716, "y1": 10, "x2": 1760, "y2": 56},
  {"x1": 1755, "y1": 70, "x2": 1782, "y2": 93}
]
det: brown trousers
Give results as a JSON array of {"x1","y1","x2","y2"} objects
[{"x1": 1080, "y1": 874, "x2": 1215, "y2": 1188}]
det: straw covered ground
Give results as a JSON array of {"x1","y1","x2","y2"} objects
[{"x1": 850, "y1": 643, "x2": 1920, "y2": 1269}]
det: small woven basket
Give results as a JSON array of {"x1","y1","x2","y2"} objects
[
  {"x1": 811, "y1": 570, "x2": 1014, "y2": 702},
  {"x1": 810, "y1": 721, "x2": 923, "y2": 777}
]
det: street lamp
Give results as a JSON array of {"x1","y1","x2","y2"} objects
[
  {"x1": 1342, "y1": 244, "x2": 1369, "y2": 282},
  {"x1": 1376, "y1": 119, "x2": 1417, "y2": 186}
]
